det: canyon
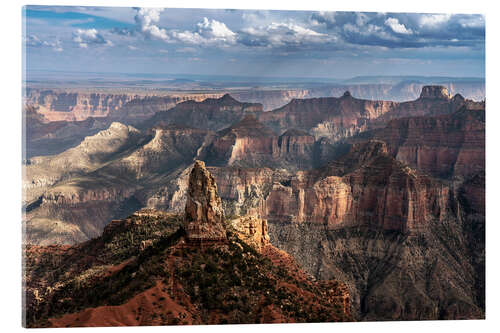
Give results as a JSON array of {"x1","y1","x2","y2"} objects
[
  {"x1": 24, "y1": 162, "x2": 351, "y2": 327},
  {"x1": 23, "y1": 85, "x2": 485, "y2": 321}
]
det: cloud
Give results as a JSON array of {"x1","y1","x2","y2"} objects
[
  {"x1": 171, "y1": 17, "x2": 236, "y2": 45},
  {"x1": 134, "y1": 7, "x2": 169, "y2": 41},
  {"x1": 197, "y1": 17, "x2": 236, "y2": 42},
  {"x1": 25, "y1": 35, "x2": 63, "y2": 52},
  {"x1": 308, "y1": 11, "x2": 483, "y2": 49},
  {"x1": 418, "y1": 14, "x2": 451, "y2": 28},
  {"x1": 384, "y1": 17, "x2": 412, "y2": 34},
  {"x1": 457, "y1": 15, "x2": 484, "y2": 28},
  {"x1": 238, "y1": 22, "x2": 329, "y2": 48},
  {"x1": 128, "y1": 45, "x2": 138, "y2": 50},
  {"x1": 310, "y1": 11, "x2": 337, "y2": 28},
  {"x1": 83, "y1": 9, "x2": 484, "y2": 52},
  {"x1": 73, "y1": 28, "x2": 112, "y2": 48}
]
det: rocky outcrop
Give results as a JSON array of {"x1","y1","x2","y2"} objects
[
  {"x1": 419, "y1": 85, "x2": 452, "y2": 100},
  {"x1": 230, "y1": 215, "x2": 270, "y2": 252},
  {"x1": 23, "y1": 123, "x2": 213, "y2": 245},
  {"x1": 184, "y1": 160, "x2": 226, "y2": 242},
  {"x1": 203, "y1": 114, "x2": 277, "y2": 166}
]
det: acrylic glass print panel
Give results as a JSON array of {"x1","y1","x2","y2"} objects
[{"x1": 22, "y1": 4, "x2": 485, "y2": 327}]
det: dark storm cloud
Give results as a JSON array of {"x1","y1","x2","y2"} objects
[{"x1": 310, "y1": 11, "x2": 484, "y2": 49}]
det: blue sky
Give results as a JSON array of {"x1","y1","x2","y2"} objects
[{"x1": 23, "y1": 5, "x2": 485, "y2": 79}]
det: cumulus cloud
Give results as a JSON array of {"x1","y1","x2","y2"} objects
[
  {"x1": 73, "y1": 28, "x2": 112, "y2": 48},
  {"x1": 110, "y1": 9, "x2": 483, "y2": 51},
  {"x1": 134, "y1": 7, "x2": 169, "y2": 41},
  {"x1": 384, "y1": 17, "x2": 413, "y2": 34},
  {"x1": 197, "y1": 17, "x2": 236, "y2": 41},
  {"x1": 171, "y1": 17, "x2": 236, "y2": 45},
  {"x1": 25, "y1": 35, "x2": 63, "y2": 52}
]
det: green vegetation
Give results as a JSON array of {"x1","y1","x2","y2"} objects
[{"x1": 25, "y1": 214, "x2": 349, "y2": 327}]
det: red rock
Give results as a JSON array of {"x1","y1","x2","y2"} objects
[
  {"x1": 184, "y1": 160, "x2": 226, "y2": 242},
  {"x1": 230, "y1": 215, "x2": 270, "y2": 252},
  {"x1": 371, "y1": 107, "x2": 485, "y2": 178}
]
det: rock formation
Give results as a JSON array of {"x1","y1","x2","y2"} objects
[
  {"x1": 139, "y1": 94, "x2": 263, "y2": 132},
  {"x1": 24, "y1": 88, "x2": 228, "y2": 123},
  {"x1": 184, "y1": 160, "x2": 227, "y2": 243},
  {"x1": 370, "y1": 106, "x2": 485, "y2": 179},
  {"x1": 202, "y1": 115, "x2": 315, "y2": 169},
  {"x1": 258, "y1": 93, "x2": 397, "y2": 141},
  {"x1": 230, "y1": 215, "x2": 270, "y2": 252},
  {"x1": 419, "y1": 85, "x2": 452, "y2": 100},
  {"x1": 210, "y1": 140, "x2": 451, "y2": 233}
]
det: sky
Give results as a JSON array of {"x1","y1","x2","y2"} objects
[{"x1": 23, "y1": 5, "x2": 485, "y2": 79}]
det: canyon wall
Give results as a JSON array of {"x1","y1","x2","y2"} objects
[{"x1": 370, "y1": 108, "x2": 485, "y2": 179}]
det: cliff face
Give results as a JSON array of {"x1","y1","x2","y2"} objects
[
  {"x1": 210, "y1": 141, "x2": 450, "y2": 233},
  {"x1": 258, "y1": 92, "x2": 397, "y2": 141},
  {"x1": 202, "y1": 115, "x2": 316, "y2": 170},
  {"x1": 109, "y1": 93, "x2": 229, "y2": 124},
  {"x1": 24, "y1": 88, "x2": 226, "y2": 123},
  {"x1": 368, "y1": 107, "x2": 485, "y2": 179},
  {"x1": 257, "y1": 87, "x2": 480, "y2": 145},
  {"x1": 184, "y1": 161, "x2": 226, "y2": 242},
  {"x1": 25, "y1": 89, "x2": 138, "y2": 121},
  {"x1": 230, "y1": 215, "x2": 270, "y2": 252}
]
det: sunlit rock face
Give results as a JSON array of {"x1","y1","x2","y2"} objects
[{"x1": 184, "y1": 160, "x2": 227, "y2": 242}]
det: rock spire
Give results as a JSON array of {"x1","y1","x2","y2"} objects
[{"x1": 184, "y1": 160, "x2": 227, "y2": 242}]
